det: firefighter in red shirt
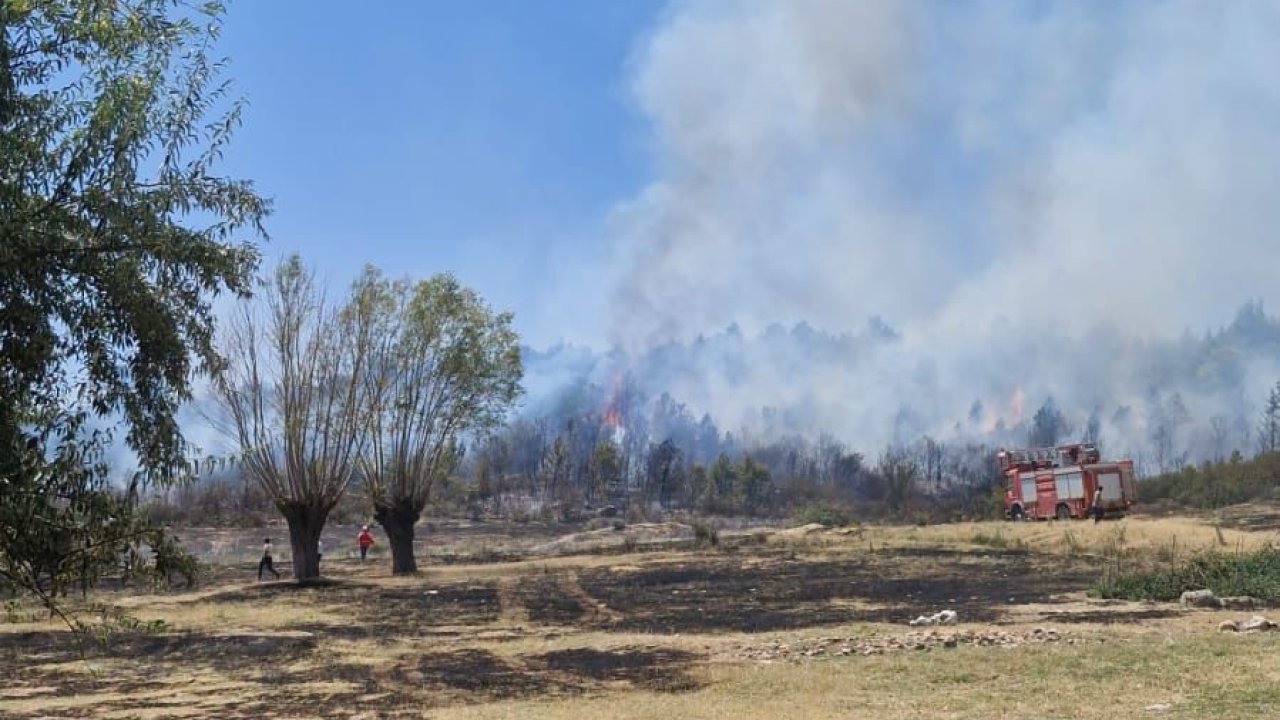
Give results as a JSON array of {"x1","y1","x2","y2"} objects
[{"x1": 357, "y1": 525, "x2": 375, "y2": 562}]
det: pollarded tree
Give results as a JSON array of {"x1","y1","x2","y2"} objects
[
  {"x1": 213, "y1": 256, "x2": 378, "y2": 582},
  {"x1": 0, "y1": 1, "x2": 267, "y2": 608},
  {"x1": 360, "y1": 270, "x2": 522, "y2": 574}
]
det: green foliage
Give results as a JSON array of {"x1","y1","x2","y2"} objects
[
  {"x1": 690, "y1": 454, "x2": 776, "y2": 516},
  {"x1": 1140, "y1": 452, "x2": 1280, "y2": 508},
  {"x1": 589, "y1": 440, "x2": 623, "y2": 505},
  {"x1": 352, "y1": 267, "x2": 524, "y2": 572},
  {"x1": 791, "y1": 502, "x2": 853, "y2": 528},
  {"x1": 969, "y1": 529, "x2": 1027, "y2": 551},
  {"x1": 691, "y1": 519, "x2": 719, "y2": 548},
  {"x1": 1092, "y1": 547, "x2": 1280, "y2": 602},
  {"x1": 876, "y1": 448, "x2": 918, "y2": 515},
  {"x1": 3, "y1": 598, "x2": 37, "y2": 624},
  {"x1": 0, "y1": 1, "x2": 264, "y2": 609},
  {"x1": 75, "y1": 603, "x2": 169, "y2": 646},
  {"x1": 0, "y1": 435, "x2": 197, "y2": 605}
]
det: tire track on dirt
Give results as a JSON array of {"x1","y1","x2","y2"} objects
[
  {"x1": 496, "y1": 576, "x2": 531, "y2": 626},
  {"x1": 560, "y1": 572, "x2": 622, "y2": 624}
]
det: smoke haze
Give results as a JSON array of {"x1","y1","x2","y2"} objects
[{"x1": 564, "y1": 0, "x2": 1280, "y2": 461}]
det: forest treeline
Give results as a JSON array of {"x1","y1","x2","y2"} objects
[{"x1": 149, "y1": 374, "x2": 1280, "y2": 528}]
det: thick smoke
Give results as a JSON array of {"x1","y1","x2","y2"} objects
[{"x1": 591, "y1": 0, "x2": 1280, "y2": 461}]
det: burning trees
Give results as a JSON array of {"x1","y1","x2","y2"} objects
[{"x1": 358, "y1": 271, "x2": 522, "y2": 574}]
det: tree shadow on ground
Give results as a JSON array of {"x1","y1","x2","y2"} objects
[{"x1": 0, "y1": 628, "x2": 318, "y2": 674}]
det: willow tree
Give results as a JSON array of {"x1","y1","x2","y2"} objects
[
  {"x1": 0, "y1": 1, "x2": 267, "y2": 606},
  {"x1": 213, "y1": 256, "x2": 377, "y2": 582},
  {"x1": 360, "y1": 270, "x2": 522, "y2": 574}
]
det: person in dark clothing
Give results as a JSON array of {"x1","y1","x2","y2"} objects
[
  {"x1": 258, "y1": 537, "x2": 281, "y2": 580},
  {"x1": 1091, "y1": 488, "x2": 1104, "y2": 524}
]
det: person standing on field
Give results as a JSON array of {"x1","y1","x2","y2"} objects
[
  {"x1": 1091, "y1": 487, "x2": 1104, "y2": 524},
  {"x1": 357, "y1": 526, "x2": 375, "y2": 562},
  {"x1": 258, "y1": 537, "x2": 281, "y2": 580}
]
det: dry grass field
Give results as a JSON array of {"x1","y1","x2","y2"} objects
[{"x1": 4, "y1": 512, "x2": 1280, "y2": 719}]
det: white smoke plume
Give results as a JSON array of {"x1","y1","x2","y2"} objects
[{"x1": 592, "y1": 0, "x2": 1280, "y2": 460}]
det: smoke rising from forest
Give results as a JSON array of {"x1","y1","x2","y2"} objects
[{"x1": 535, "y1": 0, "x2": 1280, "y2": 466}]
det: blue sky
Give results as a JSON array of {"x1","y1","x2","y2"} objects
[{"x1": 217, "y1": 1, "x2": 663, "y2": 347}]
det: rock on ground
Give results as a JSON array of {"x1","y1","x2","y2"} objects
[
  {"x1": 1180, "y1": 589, "x2": 1222, "y2": 609},
  {"x1": 1218, "y1": 615, "x2": 1279, "y2": 633},
  {"x1": 736, "y1": 627, "x2": 1068, "y2": 662}
]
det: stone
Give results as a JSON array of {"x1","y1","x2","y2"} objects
[
  {"x1": 1179, "y1": 589, "x2": 1222, "y2": 609},
  {"x1": 1236, "y1": 615, "x2": 1278, "y2": 633},
  {"x1": 1219, "y1": 596, "x2": 1261, "y2": 610},
  {"x1": 908, "y1": 609, "x2": 958, "y2": 627}
]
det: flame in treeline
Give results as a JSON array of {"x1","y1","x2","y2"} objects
[
  {"x1": 1009, "y1": 386, "x2": 1026, "y2": 423},
  {"x1": 601, "y1": 370, "x2": 626, "y2": 444},
  {"x1": 977, "y1": 385, "x2": 1027, "y2": 434}
]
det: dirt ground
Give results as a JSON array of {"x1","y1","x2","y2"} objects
[{"x1": 3, "y1": 514, "x2": 1279, "y2": 719}]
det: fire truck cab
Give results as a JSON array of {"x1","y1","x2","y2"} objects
[{"x1": 997, "y1": 443, "x2": 1137, "y2": 521}]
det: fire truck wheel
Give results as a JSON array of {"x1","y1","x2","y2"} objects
[
  {"x1": 1010, "y1": 505, "x2": 1024, "y2": 521},
  {"x1": 1055, "y1": 504, "x2": 1070, "y2": 521}
]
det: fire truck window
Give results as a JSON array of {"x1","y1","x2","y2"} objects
[
  {"x1": 1098, "y1": 472, "x2": 1122, "y2": 500},
  {"x1": 1020, "y1": 477, "x2": 1036, "y2": 503},
  {"x1": 1053, "y1": 472, "x2": 1084, "y2": 499}
]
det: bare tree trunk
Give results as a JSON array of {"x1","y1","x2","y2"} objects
[
  {"x1": 374, "y1": 499, "x2": 423, "y2": 575},
  {"x1": 280, "y1": 502, "x2": 327, "y2": 583}
]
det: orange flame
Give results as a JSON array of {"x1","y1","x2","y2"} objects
[
  {"x1": 1009, "y1": 386, "x2": 1025, "y2": 423},
  {"x1": 601, "y1": 371, "x2": 625, "y2": 439}
]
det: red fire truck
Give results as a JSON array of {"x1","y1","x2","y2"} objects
[{"x1": 997, "y1": 443, "x2": 1138, "y2": 520}]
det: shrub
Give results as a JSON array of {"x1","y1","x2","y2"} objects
[
  {"x1": 692, "y1": 519, "x2": 719, "y2": 548},
  {"x1": 1092, "y1": 547, "x2": 1280, "y2": 602},
  {"x1": 970, "y1": 529, "x2": 1026, "y2": 551},
  {"x1": 1139, "y1": 452, "x2": 1280, "y2": 509},
  {"x1": 791, "y1": 502, "x2": 853, "y2": 528}
]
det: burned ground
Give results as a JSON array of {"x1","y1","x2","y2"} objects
[
  {"x1": 1036, "y1": 608, "x2": 1183, "y2": 624},
  {"x1": 0, "y1": 629, "x2": 702, "y2": 719},
  {"x1": 0, "y1": 528, "x2": 1161, "y2": 719},
  {"x1": 578, "y1": 547, "x2": 1100, "y2": 633},
  {"x1": 194, "y1": 578, "x2": 502, "y2": 641},
  {"x1": 514, "y1": 573, "x2": 589, "y2": 624}
]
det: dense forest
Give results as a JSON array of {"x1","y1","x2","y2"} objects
[{"x1": 149, "y1": 302, "x2": 1280, "y2": 527}]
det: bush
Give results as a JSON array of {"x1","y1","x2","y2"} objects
[
  {"x1": 1139, "y1": 452, "x2": 1280, "y2": 509},
  {"x1": 791, "y1": 502, "x2": 853, "y2": 528},
  {"x1": 692, "y1": 519, "x2": 719, "y2": 548},
  {"x1": 970, "y1": 529, "x2": 1026, "y2": 551},
  {"x1": 1092, "y1": 547, "x2": 1280, "y2": 602}
]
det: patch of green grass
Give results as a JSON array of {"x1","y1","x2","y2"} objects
[
  {"x1": 969, "y1": 529, "x2": 1027, "y2": 551},
  {"x1": 1092, "y1": 546, "x2": 1280, "y2": 601},
  {"x1": 790, "y1": 503, "x2": 853, "y2": 528},
  {"x1": 692, "y1": 520, "x2": 719, "y2": 548}
]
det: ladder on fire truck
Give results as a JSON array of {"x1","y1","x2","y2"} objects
[{"x1": 997, "y1": 443, "x2": 1098, "y2": 471}]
